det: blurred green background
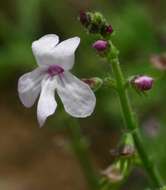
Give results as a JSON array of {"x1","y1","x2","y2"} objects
[{"x1": 0, "y1": 0, "x2": 166, "y2": 189}]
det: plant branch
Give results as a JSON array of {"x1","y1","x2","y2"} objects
[{"x1": 109, "y1": 58, "x2": 163, "y2": 189}]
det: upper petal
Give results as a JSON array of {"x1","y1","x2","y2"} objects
[
  {"x1": 18, "y1": 67, "x2": 44, "y2": 107},
  {"x1": 52, "y1": 37, "x2": 80, "y2": 70},
  {"x1": 37, "y1": 76, "x2": 57, "y2": 127},
  {"x1": 54, "y1": 37, "x2": 80, "y2": 57},
  {"x1": 32, "y1": 35, "x2": 80, "y2": 71},
  {"x1": 32, "y1": 34, "x2": 59, "y2": 66},
  {"x1": 56, "y1": 72, "x2": 96, "y2": 118}
]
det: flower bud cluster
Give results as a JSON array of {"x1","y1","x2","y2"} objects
[
  {"x1": 79, "y1": 11, "x2": 116, "y2": 57},
  {"x1": 79, "y1": 11, "x2": 113, "y2": 36}
]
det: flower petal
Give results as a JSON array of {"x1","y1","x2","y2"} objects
[
  {"x1": 33, "y1": 36, "x2": 80, "y2": 71},
  {"x1": 18, "y1": 68, "x2": 44, "y2": 107},
  {"x1": 37, "y1": 76, "x2": 57, "y2": 127},
  {"x1": 32, "y1": 34, "x2": 59, "y2": 66},
  {"x1": 53, "y1": 37, "x2": 80, "y2": 70},
  {"x1": 56, "y1": 72, "x2": 96, "y2": 118}
]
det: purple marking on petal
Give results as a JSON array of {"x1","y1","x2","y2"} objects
[{"x1": 47, "y1": 65, "x2": 64, "y2": 77}]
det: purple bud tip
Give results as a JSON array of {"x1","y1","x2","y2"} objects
[
  {"x1": 134, "y1": 76, "x2": 154, "y2": 91},
  {"x1": 79, "y1": 11, "x2": 90, "y2": 26},
  {"x1": 106, "y1": 25, "x2": 113, "y2": 34},
  {"x1": 92, "y1": 40, "x2": 108, "y2": 52}
]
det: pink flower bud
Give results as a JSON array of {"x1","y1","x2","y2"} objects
[
  {"x1": 133, "y1": 76, "x2": 154, "y2": 91},
  {"x1": 92, "y1": 40, "x2": 108, "y2": 52},
  {"x1": 79, "y1": 11, "x2": 90, "y2": 27}
]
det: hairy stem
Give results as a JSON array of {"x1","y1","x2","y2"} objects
[
  {"x1": 68, "y1": 119, "x2": 100, "y2": 190},
  {"x1": 110, "y1": 58, "x2": 163, "y2": 189}
]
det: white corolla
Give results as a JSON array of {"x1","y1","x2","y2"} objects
[{"x1": 18, "y1": 34, "x2": 96, "y2": 127}]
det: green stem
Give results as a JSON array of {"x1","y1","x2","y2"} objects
[
  {"x1": 67, "y1": 119, "x2": 100, "y2": 190},
  {"x1": 110, "y1": 58, "x2": 163, "y2": 189}
]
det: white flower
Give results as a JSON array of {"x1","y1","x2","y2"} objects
[{"x1": 18, "y1": 34, "x2": 96, "y2": 127}]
